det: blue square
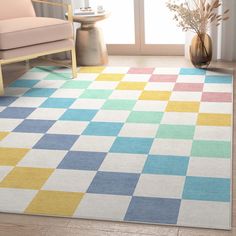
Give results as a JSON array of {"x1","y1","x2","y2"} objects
[
  {"x1": 40, "y1": 98, "x2": 75, "y2": 108},
  {"x1": 87, "y1": 171, "x2": 140, "y2": 195},
  {"x1": 0, "y1": 107, "x2": 35, "y2": 119},
  {"x1": 60, "y1": 109, "x2": 98, "y2": 121},
  {"x1": 83, "y1": 122, "x2": 123, "y2": 136},
  {"x1": 205, "y1": 75, "x2": 232, "y2": 84},
  {"x1": 0, "y1": 96, "x2": 17, "y2": 106},
  {"x1": 13, "y1": 119, "x2": 55, "y2": 133},
  {"x1": 10, "y1": 80, "x2": 39, "y2": 88},
  {"x1": 180, "y1": 68, "x2": 206, "y2": 75},
  {"x1": 58, "y1": 151, "x2": 106, "y2": 170},
  {"x1": 182, "y1": 176, "x2": 230, "y2": 202},
  {"x1": 143, "y1": 155, "x2": 189, "y2": 176},
  {"x1": 23, "y1": 88, "x2": 56, "y2": 97},
  {"x1": 125, "y1": 196, "x2": 181, "y2": 224},
  {"x1": 34, "y1": 134, "x2": 79, "y2": 150},
  {"x1": 110, "y1": 137, "x2": 153, "y2": 154}
]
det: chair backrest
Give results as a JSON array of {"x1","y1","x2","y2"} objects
[{"x1": 0, "y1": 0, "x2": 36, "y2": 20}]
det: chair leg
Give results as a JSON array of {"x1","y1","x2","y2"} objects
[
  {"x1": 0, "y1": 64, "x2": 4, "y2": 96},
  {"x1": 71, "y1": 48, "x2": 77, "y2": 78}
]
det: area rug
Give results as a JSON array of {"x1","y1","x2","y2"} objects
[{"x1": 0, "y1": 66, "x2": 233, "y2": 229}]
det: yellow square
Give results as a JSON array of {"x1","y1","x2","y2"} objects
[
  {"x1": 139, "y1": 91, "x2": 171, "y2": 101},
  {"x1": 0, "y1": 148, "x2": 30, "y2": 166},
  {"x1": 197, "y1": 113, "x2": 232, "y2": 126},
  {"x1": 166, "y1": 101, "x2": 200, "y2": 112},
  {"x1": 0, "y1": 132, "x2": 10, "y2": 141},
  {"x1": 116, "y1": 82, "x2": 147, "y2": 90},
  {"x1": 78, "y1": 66, "x2": 105, "y2": 73},
  {"x1": 96, "y1": 73, "x2": 124, "y2": 81},
  {"x1": 25, "y1": 190, "x2": 84, "y2": 216},
  {"x1": 0, "y1": 167, "x2": 54, "y2": 189}
]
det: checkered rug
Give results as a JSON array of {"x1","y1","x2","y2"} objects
[{"x1": 0, "y1": 66, "x2": 233, "y2": 229}]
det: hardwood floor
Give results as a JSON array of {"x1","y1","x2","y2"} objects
[{"x1": 0, "y1": 56, "x2": 235, "y2": 236}]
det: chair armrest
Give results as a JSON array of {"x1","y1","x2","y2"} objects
[{"x1": 32, "y1": 0, "x2": 73, "y2": 22}]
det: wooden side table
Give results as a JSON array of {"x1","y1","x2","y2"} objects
[{"x1": 72, "y1": 12, "x2": 110, "y2": 66}]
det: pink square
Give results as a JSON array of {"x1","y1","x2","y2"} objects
[
  {"x1": 128, "y1": 68, "x2": 155, "y2": 74},
  {"x1": 174, "y1": 83, "x2": 204, "y2": 92},
  {"x1": 149, "y1": 75, "x2": 178, "y2": 82},
  {"x1": 201, "y1": 92, "x2": 232, "y2": 102}
]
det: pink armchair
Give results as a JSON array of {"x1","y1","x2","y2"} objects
[{"x1": 0, "y1": 0, "x2": 77, "y2": 95}]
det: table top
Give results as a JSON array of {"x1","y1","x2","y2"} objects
[{"x1": 72, "y1": 11, "x2": 110, "y2": 24}]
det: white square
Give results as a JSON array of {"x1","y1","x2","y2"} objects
[
  {"x1": 176, "y1": 75, "x2": 205, "y2": 83},
  {"x1": 0, "y1": 107, "x2": 5, "y2": 112},
  {"x1": 153, "y1": 68, "x2": 180, "y2": 75},
  {"x1": 27, "y1": 108, "x2": 66, "y2": 120},
  {"x1": 119, "y1": 123, "x2": 158, "y2": 138},
  {"x1": 134, "y1": 174, "x2": 185, "y2": 198},
  {"x1": 70, "y1": 99, "x2": 105, "y2": 109},
  {"x1": 103, "y1": 66, "x2": 129, "y2": 74},
  {"x1": 19, "y1": 72, "x2": 48, "y2": 80},
  {"x1": 0, "y1": 188, "x2": 37, "y2": 213},
  {"x1": 206, "y1": 70, "x2": 232, "y2": 76},
  {"x1": 47, "y1": 121, "x2": 89, "y2": 135},
  {"x1": 0, "y1": 166, "x2": 13, "y2": 182},
  {"x1": 4, "y1": 88, "x2": 30, "y2": 97},
  {"x1": 50, "y1": 89, "x2": 83, "y2": 98},
  {"x1": 71, "y1": 135, "x2": 115, "y2": 152},
  {"x1": 17, "y1": 149, "x2": 67, "y2": 168},
  {"x1": 77, "y1": 73, "x2": 99, "y2": 81},
  {"x1": 42, "y1": 169, "x2": 96, "y2": 192},
  {"x1": 134, "y1": 101, "x2": 167, "y2": 112},
  {"x1": 33, "y1": 80, "x2": 65, "y2": 89},
  {"x1": 144, "y1": 82, "x2": 175, "y2": 91},
  {"x1": 109, "y1": 90, "x2": 142, "y2": 100},
  {"x1": 99, "y1": 153, "x2": 147, "y2": 173},
  {"x1": 170, "y1": 92, "x2": 202, "y2": 102},
  {"x1": 199, "y1": 102, "x2": 232, "y2": 114},
  {"x1": 194, "y1": 126, "x2": 232, "y2": 141},
  {"x1": 93, "y1": 110, "x2": 130, "y2": 122},
  {"x1": 161, "y1": 112, "x2": 197, "y2": 125},
  {"x1": 0, "y1": 119, "x2": 23, "y2": 132},
  {"x1": 178, "y1": 200, "x2": 231, "y2": 229},
  {"x1": 74, "y1": 193, "x2": 131, "y2": 220},
  {"x1": 122, "y1": 74, "x2": 151, "y2": 82},
  {"x1": 0, "y1": 132, "x2": 43, "y2": 148},
  {"x1": 203, "y1": 84, "x2": 232, "y2": 93},
  {"x1": 150, "y1": 139, "x2": 192, "y2": 156},
  {"x1": 187, "y1": 157, "x2": 231, "y2": 178},
  {"x1": 9, "y1": 97, "x2": 47, "y2": 108},
  {"x1": 88, "y1": 81, "x2": 119, "y2": 90}
]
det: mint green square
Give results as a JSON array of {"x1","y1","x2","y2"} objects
[
  {"x1": 61, "y1": 80, "x2": 91, "y2": 89},
  {"x1": 157, "y1": 125, "x2": 195, "y2": 139},
  {"x1": 191, "y1": 140, "x2": 231, "y2": 158},
  {"x1": 127, "y1": 111, "x2": 163, "y2": 124},
  {"x1": 80, "y1": 89, "x2": 113, "y2": 99},
  {"x1": 31, "y1": 66, "x2": 59, "y2": 72},
  {"x1": 102, "y1": 99, "x2": 136, "y2": 110},
  {"x1": 44, "y1": 73, "x2": 71, "y2": 80}
]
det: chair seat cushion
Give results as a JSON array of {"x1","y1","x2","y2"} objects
[{"x1": 0, "y1": 17, "x2": 73, "y2": 50}]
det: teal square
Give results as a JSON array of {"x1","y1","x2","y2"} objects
[
  {"x1": 180, "y1": 68, "x2": 206, "y2": 75},
  {"x1": 40, "y1": 98, "x2": 75, "y2": 108},
  {"x1": 23, "y1": 88, "x2": 56, "y2": 97},
  {"x1": 183, "y1": 176, "x2": 230, "y2": 202},
  {"x1": 127, "y1": 111, "x2": 163, "y2": 124},
  {"x1": 83, "y1": 122, "x2": 123, "y2": 136},
  {"x1": 61, "y1": 80, "x2": 91, "y2": 89},
  {"x1": 10, "y1": 80, "x2": 39, "y2": 88},
  {"x1": 143, "y1": 155, "x2": 189, "y2": 176},
  {"x1": 205, "y1": 75, "x2": 232, "y2": 84},
  {"x1": 110, "y1": 137, "x2": 153, "y2": 154},
  {"x1": 80, "y1": 89, "x2": 113, "y2": 99},
  {"x1": 191, "y1": 140, "x2": 231, "y2": 158},
  {"x1": 156, "y1": 125, "x2": 195, "y2": 139},
  {"x1": 30, "y1": 66, "x2": 59, "y2": 72},
  {"x1": 60, "y1": 109, "x2": 98, "y2": 121}
]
